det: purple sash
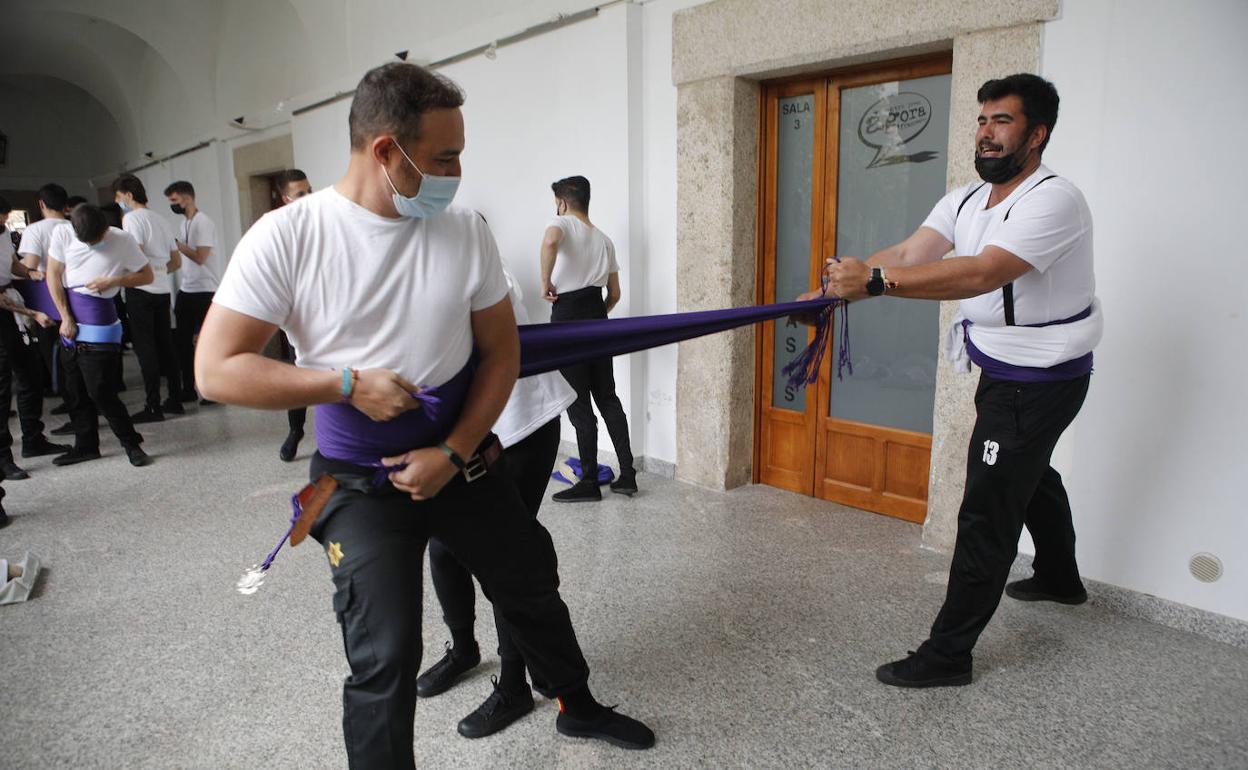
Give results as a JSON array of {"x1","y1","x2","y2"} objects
[
  {"x1": 314, "y1": 360, "x2": 473, "y2": 466},
  {"x1": 12, "y1": 280, "x2": 60, "y2": 320},
  {"x1": 964, "y1": 306, "x2": 1094, "y2": 383},
  {"x1": 66, "y1": 291, "x2": 120, "y2": 325}
]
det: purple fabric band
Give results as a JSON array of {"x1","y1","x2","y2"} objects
[
  {"x1": 66, "y1": 290, "x2": 120, "y2": 325},
  {"x1": 963, "y1": 305, "x2": 1095, "y2": 383},
  {"x1": 12, "y1": 280, "x2": 60, "y2": 320},
  {"x1": 314, "y1": 361, "x2": 473, "y2": 466},
  {"x1": 517, "y1": 298, "x2": 838, "y2": 378}
]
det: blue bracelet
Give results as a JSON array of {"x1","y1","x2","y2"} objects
[{"x1": 340, "y1": 367, "x2": 356, "y2": 401}]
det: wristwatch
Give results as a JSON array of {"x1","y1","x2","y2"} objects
[{"x1": 866, "y1": 267, "x2": 886, "y2": 296}]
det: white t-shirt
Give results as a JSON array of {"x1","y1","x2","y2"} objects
[
  {"x1": 122, "y1": 208, "x2": 176, "y2": 294},
  {"x1": 921, "y1": 165, "x2": 1102, "y2": 367},
  {"x1": 214, "y1": 188, "x2": 510, "y2": 389},
  {"x1": 0, "y1": 230, "x2": 15, "y2": 284},
  {"x1": 178, "y1": 211, "x2": 222, "y2": 293},
  {"x1": 47, "y1": 226, "x2": 149, "y2": 299},
  {"x1": 547, "y1": 215, "x2": 619, "y2": 293},
  {"x1": 17, "y1": 218, "x2": 70, "y2": 271},
  {"x1": 494, "y1": 270, "x2": 575, "y2": 447}
]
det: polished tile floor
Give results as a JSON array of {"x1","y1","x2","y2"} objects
[{"x1": 2, "y1": 368, "x2": 1246, "y2": 768}]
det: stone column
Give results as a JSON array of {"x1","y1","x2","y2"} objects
[{"x1": 674, "y1": 75, "x2": 761, "y2": 490}]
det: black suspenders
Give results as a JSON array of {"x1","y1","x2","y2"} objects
[{"x1": 953, "y1": 174, "x2": 1058, "y2": 326}]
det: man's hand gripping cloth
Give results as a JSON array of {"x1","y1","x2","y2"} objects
[{"x1": 236, "y1": 296, "x2": 849, "y2": 594}]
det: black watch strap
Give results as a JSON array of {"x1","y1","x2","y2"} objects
[{"x1": 438, "y1": 442, "x2": 466, "y2": 470}]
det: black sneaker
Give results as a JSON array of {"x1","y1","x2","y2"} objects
[
  {"x1": 279, "y1": 430, "x2": 303, "y2": 462},
  {"x1": 53, "y1": 447, "x2": 102, "y2": 466},
  {"x1": 556, "y1": 705, "x2": 656, "y2": 750},
  {"x1": 0, "y1": 502, "x2": 9, "y2": 528},
  {"x1": 416, "y1": 641, "x2": 481, "y2": 698},
  {"x1": 1005, "y1": 577, "x2": 1088, "y2": 605},
  {"x1": 130, "y1": 407, "x2": 165, "y2": 424},
  {"x1": 161, "y1": 398, "x2": 185, "y2": 416},
  {"x1": 21, "y1": 438, "x2": 72, "y2": 458},
  {"x1": 126, "y1": 446, "x2": 153, "y2": 467},
  {"x1": 552, "y1": 479, "x2": 602, "y2": 503},
  {"x1": 1, "y1": 460, "x2": 30, "y2": 480},
  {"x1": 875, "y1": 650, "x2": 972, "y2": 689},
  {"x1": 51, "y1": 421, "x2": 76, "y2": 436},
  {"x1": 51, "y1": 402, "x2": 70, "y2": 415},
  {"x1": 609, "y1": 468, "x2": 638, "y2": 496},
  {"x1": 457, "y1": 677, "x2": 535, "y2": 739}
]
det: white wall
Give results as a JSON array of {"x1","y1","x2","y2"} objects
[
  {"x1": 1034, "y1": 0, "x2": 1248, "y2": 621},
  {"x1": 0, "y1": 75, "x2": 126, "y2": 194},
  {"x1": 287, "y1": 0, "x2": 704, "y2": 466}
]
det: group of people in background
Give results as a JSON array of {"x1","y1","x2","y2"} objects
[{"x1": 0, "y1": 174, "x2": 235, "y2": 526}]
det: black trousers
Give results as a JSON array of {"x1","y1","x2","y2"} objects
[
  {"x1": 919, "y1": 372, "x2": 1090, "y2": 666},
  {"x1": 127, "y1": 289, "x2": 181, "y2": 410},
  {"x1": 428, "y1": 418, "x2": 563, "y2": 665},
  {"x1": 310, "y1": 441, "x2": 589, "y2": 770},
  {"x1": 0, "y1": 312, "x2": 46, "y2": 459},
  {"x1": 278, "y1": 332, "x2": 306, "y2": 433},
  {"x1": 61, "y1": 343, "x2": 143, "y2": 452},
  {"x1": 174, "y1": 290, "x2": 213, "y2": 396},
  {"x1": 550, "y1": 286, "x2": 633, "y2": 474},
  {"x1": 32, "y1": 324, "x2": 60, "y2": 395}
]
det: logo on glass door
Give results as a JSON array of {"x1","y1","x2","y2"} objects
[{"x1": 858, "y1": 92, "x2": 939, "y2": 169}]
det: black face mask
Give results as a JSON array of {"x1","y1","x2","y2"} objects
[
  {"x1": 974, "y1": 136, "x2": 1034, "y2": 185},
  {"x1": 170, "y1": 204, "x2": 185, "y2": 215}
]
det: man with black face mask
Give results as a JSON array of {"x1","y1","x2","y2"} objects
[{"x1": 806, "y1": 73, "x2": 1101, "y2": 688}]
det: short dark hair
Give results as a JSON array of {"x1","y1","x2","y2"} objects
[
  {"x1": 113, "y1": 175, "x2": 149, "y2": 204},
  {"x1": 551, "y1": 176, "x2": 591, "y2": 212},
  {"x1": 37, "y1": 183, "x2": 69, "y2": 212},
  {"x1": 71, "y1": 204, "x2": 109, "y2": 244},
  {"x1": 0, "y1": 196, "x2": 10, "y2": 215},
  {"x1": 348, "y1": 62, "x2": 465, "y2": 151},
  {"x1": 164, "y1": 180, "x2": 195, "y2": 198},
  {"x1": 65, "y1": 196, "x2": 89, "y2": 211},
  {"x1": 977, "y1": 73, "x2": 1060, "y2": 154},
  {"x1": 275, "y1": 168, "x2": 308, "y2": 194},
  {"x1": 101, "y1": 203, "x2": 124, "y2": 229}
]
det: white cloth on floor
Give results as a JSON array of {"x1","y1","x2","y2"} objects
[{"x1": 0, "y1": 551, "x2": 43, "y2": 605}]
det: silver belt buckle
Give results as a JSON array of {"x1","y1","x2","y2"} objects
[{"x1": 462, "y1": 454, "x2": 487, "y2": 482}]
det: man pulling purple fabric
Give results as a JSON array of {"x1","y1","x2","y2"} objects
[{"x1": 196, "y1": 62, "x2": 655, "y2": 768}]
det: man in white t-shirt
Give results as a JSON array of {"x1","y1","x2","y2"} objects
[
  {"x1": 196, "y1": 62, "x2": 654, "y2": 764},
  {"x1": 115, "y1": 175, "x2": 184, "y2": 423},
  {"x1": 540, "y1": 175, "x2": 636, "y2": 502},
  {"x1": 17, "y1": 183, "x2": 72, "y2": 402},
  {"x1": 0, "y1": 195, "x2": 68, "y2": 481},
  {"x1": 273, "y1": 168, "x2": 313, "y2": 462},
  {"x1": 164, "y1": 180, "x2": 220, "y2": 406},
  {"x1": 815, "y1": 74, "x2": 1100, "y2": 688},
  {"x1": 46, "y1": 205, "x2": 155, "y2": 468},
  {"x1": 418, "y1": 262, "x2": 578, "y2": 738}
]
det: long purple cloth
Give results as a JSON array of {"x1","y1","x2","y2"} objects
[
  {"x1": 518, "y1": 298, "x2": 839, "y2": 378},
  {"x1": 314, "y1": 297, "x2": 845, "y2": 468},
  {"x1": 250, "y1": 296, "x2": 847, "y2": 579}
]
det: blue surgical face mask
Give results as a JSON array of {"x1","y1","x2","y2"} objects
[
  {"x1": 381, "y1": 142, "x2": 460, "y2": 219},
  {"x1": 118, "y1": 200, "x2": 131, "y2": 213}
]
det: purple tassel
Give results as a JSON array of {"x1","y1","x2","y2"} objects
[
  {"x1": 781, "y1": 272, "x2": 851, "y2": 389},
  {"x1": 260, "y1": 493, "x2": 302, "y2": 572}
]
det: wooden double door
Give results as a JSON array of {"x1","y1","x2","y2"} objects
[{"x1": 754, "y1": 56, "x2": 952, "y2": 523}]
